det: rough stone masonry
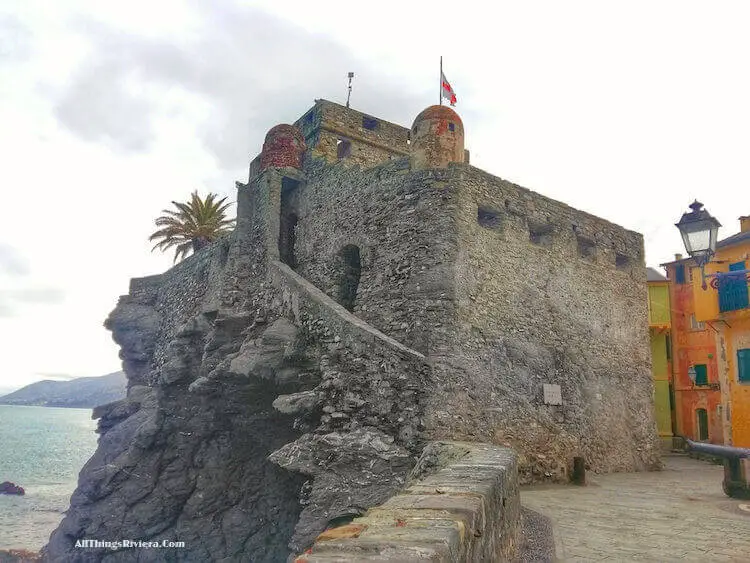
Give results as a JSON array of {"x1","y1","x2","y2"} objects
[{"x1": 43, "y1": 99, "x2": 660, "y2": 562}]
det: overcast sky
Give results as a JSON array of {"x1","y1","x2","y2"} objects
[{"x1": 1, "y1": 0, "x2": 749, "y2": 392}]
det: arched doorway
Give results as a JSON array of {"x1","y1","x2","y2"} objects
[
  {"x1": 337, "y1": 245, "x2": 361, "y2": 312},
  {"x1": 278, "y1": 178, "x2": 300, "y2": 268}
]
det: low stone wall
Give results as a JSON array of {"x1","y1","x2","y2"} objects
[
  {"x1": 269, "y1": 260, "x2": 425, "y2": 362},
  {"x1": 294, "y1": 442, "x2": 520, "y2": 562}
]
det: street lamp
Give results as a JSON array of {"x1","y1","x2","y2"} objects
[{"x1": 675, "y1": 201, "x2": 721, "y2": 290}]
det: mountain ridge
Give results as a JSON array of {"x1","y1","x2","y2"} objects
[{"x1": 0, "y1": 371, "x2": 127, "y2": 408}]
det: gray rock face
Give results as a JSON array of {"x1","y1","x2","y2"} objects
[
  {"x1": 228, "y1": 318, "x2": 298, "y2": 380},
  {"x1": 44, "y1": 237, "x2": 428, "y2": 562},
  {"x1": 43, "y1": 249, "x2": 312, "y2": 562},
  {"x1": 104, "y1": 300, "x2": 162, "y2": 386},
  {"x1": 272, "y1": 390, "x2": 320, "y2": 415},
  {"x1": 269, "y1": 428, "x2": 414, "y2": 552}
]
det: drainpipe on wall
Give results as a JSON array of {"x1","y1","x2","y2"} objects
[{"x1": 715, "y1": 330, "x2": 733, "y2": 445}]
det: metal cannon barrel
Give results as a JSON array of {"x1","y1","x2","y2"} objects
[{"x1": 685, "y1": 438, "x2": 750, "y2": 459}]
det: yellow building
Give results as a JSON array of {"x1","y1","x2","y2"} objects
[
  {"x1": 693, "y1": 215, "x2": 750, "y2": 446},
  {"x1": 647, "y1": 267, "x2": 674, "y2": 441}
]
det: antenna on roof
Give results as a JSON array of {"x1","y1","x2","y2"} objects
[{"x1": 346, "y1": 72, "x2": 354, "y2": 108}]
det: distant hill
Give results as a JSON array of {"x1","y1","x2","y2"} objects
[{"x1": 0, "y1": 371, "x2": 127, "y2": 408}]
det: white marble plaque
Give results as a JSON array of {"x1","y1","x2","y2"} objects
[{"x1": 543, "y1": 383, "x2": 562, "y2": 405}]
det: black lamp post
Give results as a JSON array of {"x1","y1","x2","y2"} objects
[{"x1": 675, "y1": 201, "x2": 721, "y2": 290}]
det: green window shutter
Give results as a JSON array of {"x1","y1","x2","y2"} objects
[
  {"x1": 694, "y1": 364, "x2": 708, "y2": 386},
  {"x1": 738, "y1": 349, "x2": 750, "y2": 383},
  {"x1": 719, "y1": 261, "x2": 749, "y2": 312}
]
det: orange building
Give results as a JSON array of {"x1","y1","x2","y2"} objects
[
  {"x1": 692, "y1": 216, "x2": 750, "y2": 446},
  {"x1": 660, "y1": 255, "x2": 722, "y2": 443}
]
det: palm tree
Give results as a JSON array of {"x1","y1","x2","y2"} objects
[{"x1": 149, "y1": 191, "x2": 235, "y2": 262}]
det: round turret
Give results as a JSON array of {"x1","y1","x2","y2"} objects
[
  {"x1": 410, "y1": 105, "x2": 464, "y2": 169},
  {"x1": 260, "y1": 124, "x2": 306, "y2": 171}
]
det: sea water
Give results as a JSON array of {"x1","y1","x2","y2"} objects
[{"x1": 0, "y1": 405, "x2": 98, "y2": 550}]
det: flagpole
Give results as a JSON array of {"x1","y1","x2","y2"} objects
[{"x1": 439, "y1": 56, "x2": 443, "y2": 106}]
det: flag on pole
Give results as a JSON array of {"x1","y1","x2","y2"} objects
[{"x1": 441, "y1": 70, "x2": 457, "y2": 106}]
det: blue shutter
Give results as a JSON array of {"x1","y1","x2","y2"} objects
[
  {"x1": 738, "y1": 349, "x2": 750, "y2": 383},
  {"x1": 675, "y1": 265, "x2": 686, "y2": 284},
  {"x1": 719, "y1": 261, "x2": 749, "y2": 312}
]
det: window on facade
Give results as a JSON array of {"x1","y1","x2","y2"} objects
[
  {"x1": 448, "y1": 122, "x2": 455, "y2": 132},
  {"x1": 688, "y1": 267, "x2": 694, "y2": 282},
  {"x1": 362, "y1": 116, "x2": 378, "y2": 130},
  {"x1": 576, "y1": 236, "x2": 597, "y2": 260},
  {"x1": 337, "y1": 139, "x2": 352, "y2": 159},
  {"x1": 693, "y1": 364, "x2": 708, "y2": 386},
  {"x1": 689, "y1": 314, "x2": 705, "y2": 331},
  {"x1": 738, "y1": 349, "x2": 750, "y2": 383},
  {"x1": 615, "y1": 253, "x2": 630, "y2": 270},
  {"x1": 528, "y1": 222, "x2": 554, "y2": 247},
  {"x1": 477, "y1": 206, "x2": 502, "y2": 230},
  {"x1": 675, "y1": 264, "x2": 686, "y2": 284}
]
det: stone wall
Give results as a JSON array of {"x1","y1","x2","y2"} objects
[
  {"x1": 281, "y1": 141, "x2": 658, "y2": 481},
  {"x1": 294, "y1": 442, "x2": 520, "y2": 562},
  {"x1": 294, "y1": 100, "x2": 409, "y2": 169},
  {"x1": 427, "y1": 163, "x2": 659, "y2": 481},
  {"x1": 292, "y1": 158, "x2": 458, "y2": 356},
  {"x1": 104, "y1": 238, "x2": 230, "y2": 386},
  {"x1": 247, "y1": 106, "x2": 659, "y2": 482}
]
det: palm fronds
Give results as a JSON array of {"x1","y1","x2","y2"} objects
[{"x1": 149, "y1": 191, "x2": 235, "y2": 262}]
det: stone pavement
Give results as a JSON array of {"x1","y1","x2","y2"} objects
[{"x1": 521, "y1": 454, "x2": 750, "y2": 562}]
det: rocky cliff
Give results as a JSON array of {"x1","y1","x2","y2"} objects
[{"x1": 43, "y1": 236, "x2": 430, "y2": 562}]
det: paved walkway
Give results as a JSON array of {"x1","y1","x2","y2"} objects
[{"x1": 522, "y1": 455, "x2": 750, "y2": 562}]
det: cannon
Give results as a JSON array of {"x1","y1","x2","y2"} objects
[{"x1": 685, "y1": 439, "x2": 750, "y2": 499}]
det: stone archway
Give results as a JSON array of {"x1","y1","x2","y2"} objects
[{"x1": 279, "y1": 178, "x2": 300, "y2": 268}]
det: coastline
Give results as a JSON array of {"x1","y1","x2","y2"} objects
[
  {"x1": 0, "y1": 549, "x2": 40, "y2": 562},
  {"x1": 0, "y1": 405, "x2": 97, "y2": 555}
]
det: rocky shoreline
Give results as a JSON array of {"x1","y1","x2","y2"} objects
[{"x1": 0, "y1": 550, "x2": 40, "y2": 562}]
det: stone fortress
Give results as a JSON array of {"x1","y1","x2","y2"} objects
[{"x1": 43, "y1": 99, "x2": 660, "y2": 562}]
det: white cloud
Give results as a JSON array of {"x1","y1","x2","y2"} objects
[{"x1": 1, "y1": 0, "x2": 749, "y2": 389}]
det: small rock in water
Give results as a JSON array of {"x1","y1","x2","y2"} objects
[{"x1": 0, "y1": 481, "x2": 25, "y2": 495}]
